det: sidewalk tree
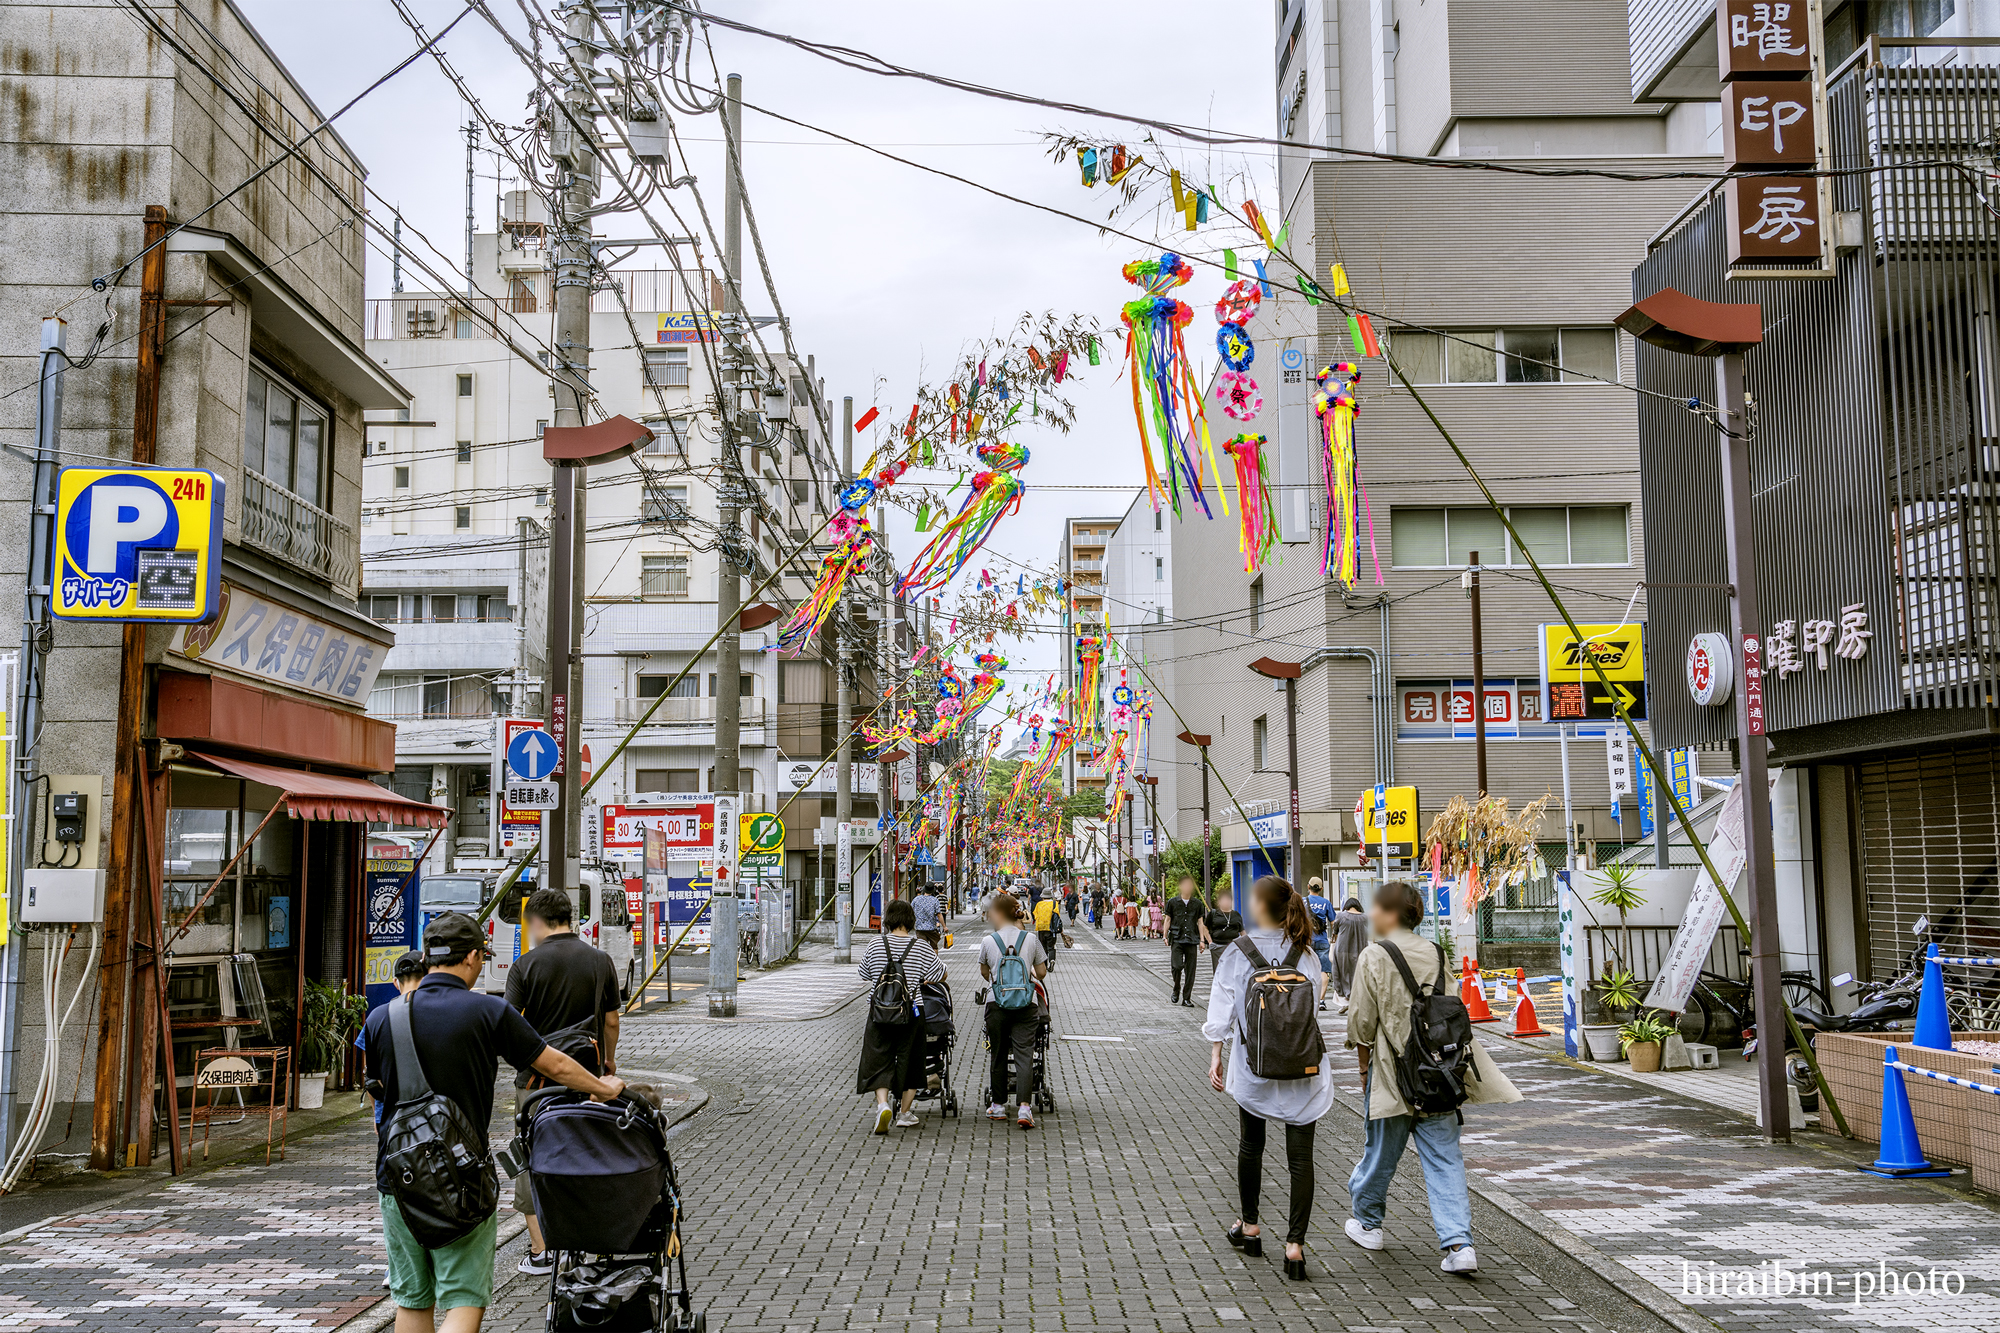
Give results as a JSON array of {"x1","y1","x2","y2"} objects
[{"x1": 1160, "y1": 832, "x2": 1223, "y2": 899}]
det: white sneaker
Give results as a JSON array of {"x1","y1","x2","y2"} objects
[
  {"x1": 872, "y1": 1104, "x2": 893, "y2": 1134},
  {"x1": 986, "y1": 1103, "x2": 1008, "y2": 1120},
  {"x1": 1018, "y1": 1103, "x2": 1035, "y2": 1129},
  {"x1": 1344, "y1": 1218, "x2": 1385, "y2": 1251},
  {"x1": 517, "y1": 1250, "x2": 555, "y2": 1276},
  {"x1": 893, "y1": 1111, "x2": 921, "y2": 1128},
  {"x1": 1441, "y1": 1245, "x2": 1479, "y2": 1275}
]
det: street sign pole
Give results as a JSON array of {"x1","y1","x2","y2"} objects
[{"x1": 709, "y1": 793, "x2": 740, "y2": 1018}]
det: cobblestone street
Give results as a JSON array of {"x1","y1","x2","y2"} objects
[{"x1": 0, "y1": 920, "x2": 1993, "y2": 1332}]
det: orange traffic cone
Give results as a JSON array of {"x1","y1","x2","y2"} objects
[
  {"x1": 1461, "y1": 957, "x2": 1498, "y2": 1022},
  {"x1": 1510, "y1": 968, "x2": 1549, "y2": 1037}
]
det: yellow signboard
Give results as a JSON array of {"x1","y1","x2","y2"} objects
[
  {"x1": 1359, "y1": 785, "x2": 1420, "y2": 859},
  {"x1": 54, "y1": 467, "x2": 224, "y2": 623},
  {"x1": 1538, "y1": 622, "x2": 1646, "y2": 723},
  {"x1": 740, "y1": 812, "x2": 785, "y2": 855}
]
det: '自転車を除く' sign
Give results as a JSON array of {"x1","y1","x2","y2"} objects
[{"x1": 54, "y1": 467, "x2": 224, "y2": 623}]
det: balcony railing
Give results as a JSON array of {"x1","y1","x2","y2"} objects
[
  {"x1": 1069, "y1": 558, "x2": 1104, "y2": 573},
  {"x1": 614, "y1": 696, "x2": 768, "y2": 725},
  {"x1": 242, "y1": 470, "x2": 357, "y2": 586}
]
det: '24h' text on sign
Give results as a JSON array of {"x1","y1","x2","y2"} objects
[{"x1": 54, "y1": 467, "x2": 225, "y2": 624}]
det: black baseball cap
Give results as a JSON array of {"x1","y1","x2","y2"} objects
[
  {"x1": 392, "y1": 949, "x2": 426, "y2": 981},
  {"x1": 423, "y1": 911, "x2": 487, "y2": 962}
]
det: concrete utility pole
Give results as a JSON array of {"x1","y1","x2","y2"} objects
[
  {"x1": 544, "y1": 1, "x2": 596, "y2": 898},
  {"x1": 464, "y1": 120, "x2": 478, "y2": 299},
  {"x1": 1467, "y1": 550, "x2": 1488, "y2": 797},
  {"x1": 834, "y1": 396, "x2": 855, "y2": 963},
  {"x1": 710, "y1": 72, "x2": 747, "y2": 1018}
]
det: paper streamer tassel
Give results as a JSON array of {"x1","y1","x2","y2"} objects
[
  {"x1": 854, "y1": 405, "x2": 880, "y2": 431},
  {"x1": 1329, "y1": 263, "x2": 1351, "y2": 296}
]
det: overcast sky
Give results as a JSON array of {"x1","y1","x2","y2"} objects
[{"x1": 239, "y1": 0, "x2": 1275, "y2": 712}]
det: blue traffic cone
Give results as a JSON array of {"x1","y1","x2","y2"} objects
[
  {"x1": 1912, "y1": 942, "x2": 1954, "y2": 1052},
  {"x1": 1858, "y1": 1045, "x2": 1950, "y2": 1178}
]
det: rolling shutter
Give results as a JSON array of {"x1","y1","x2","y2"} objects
[{"x1": 1853, "y1": 739, "x2": 2000, "y2": 981}]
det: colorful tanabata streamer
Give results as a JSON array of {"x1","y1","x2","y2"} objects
[
  {"x1": 1121, "y1": 255, "x2": 1221, "y2": 519},
  {"x1": 1223, "y1": 433, "x2": 1279, "y2": 574},
  {"x1": 897, "y1": 442, "x2": 1028, "y2": 596},
  {"x1": 1312, "y1": 363, "x2": 1381, "y2": 591},
  {"x1": 1074, "y1": 635, "x2": 1104, "y2": 735},
  {"x1": 779, "y1": 466, "x2": 898, "y2": 655}
]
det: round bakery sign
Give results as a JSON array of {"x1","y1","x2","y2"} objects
[{"x1": 1687, "y1": 633, "x2": 1733, "y2": 707}]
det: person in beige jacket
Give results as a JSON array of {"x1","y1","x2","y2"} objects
[{"x1": 1342, "y1": 882, "x2": 1520, "y2": 1276}]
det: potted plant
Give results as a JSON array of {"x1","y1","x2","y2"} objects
[
  {"x1": 1584, "y1": 966, "x2": 1642, "y2": 1061},
  {"x1": 1588, "y1": 861, "x2": 1647, "y2": 979},
  {"x1": 1618, "y1": 1013, "x2": 1676, "y2": 1072},
  {"x1": 297, "y1": 980, "x2": 368, "y2": 1110}
]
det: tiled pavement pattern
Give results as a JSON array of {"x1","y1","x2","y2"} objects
[
  {"x1": 1112, "y1": 926, "x2": 2000, "y2": 1333},
  {"x1": 489, "y1": 913, "x2": 1680, "y2": 1333}
]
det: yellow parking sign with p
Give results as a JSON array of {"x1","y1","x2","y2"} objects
[
  {"x1": 54, "y1": 467, "x2": 224, "y2": 623},
  {"x1": 740, "y1": 812, "x2": 785, "y2": 855}
]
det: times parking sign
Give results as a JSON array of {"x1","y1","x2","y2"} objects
[{"x1": 54, "y1": 467, "x2": 223, "y2": 623}]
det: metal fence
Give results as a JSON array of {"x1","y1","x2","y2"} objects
[{"x1": 241, "y1": 470, "x2": 357, "y2": 587}]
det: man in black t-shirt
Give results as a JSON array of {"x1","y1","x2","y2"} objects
[
  {"x1": 1163, "y1": 877, "x2": 1206, "y2": 1006},
  {"x1": 1200, "y1": 885, "x2": 1245, "y2": 975},
  {"x1": 362, "y1": 912, "x2": 620, "y2": 1330},
  {"x1": 505, "y1": 887, "x2": 622, "y2": 1274}
]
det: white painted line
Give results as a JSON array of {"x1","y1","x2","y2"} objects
[{"x1": 1059, "y1": 1035, "x2": 1126, "y2": 1043}]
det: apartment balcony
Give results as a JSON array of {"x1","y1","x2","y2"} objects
[
  {"x1": 1069, "y1": 557, "x2": 1104, "y2": 574},
  {"x1": 242, "y1": 470, "x2": 357, "y2": 587},
  {"x1": 612, "y1": 696, "x2": 769, "y2": 726}
]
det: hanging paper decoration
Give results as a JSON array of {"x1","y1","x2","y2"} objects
[
  {"x1": 853, "y1": 406, "x2": 881, "y2": 432},
  {"x1": 1312, "y1": 363, "x2": 1382, "y2": 591},
  {"x1": 1120, "y1": 254, "x2": 1220, "y2": 519},
  {"x1": 1211, "y1": 277, "x2": 1263, "y2": 426},
  {"x1": 1223, "y1": 433, "x2": 1279, "y2": 574},
  {"x1": 1215, "y1": 371, "x2": 1262, "y2": 422},
  {"x1": 778, "y1": 482, "x2": 877, "y2": 655},
  {"x1": 896, "y1": 441, "x2": 1029, "y2": 596},
  {"x1": 1074, "y1": 635, "x2": 1104, "y2": 734}
]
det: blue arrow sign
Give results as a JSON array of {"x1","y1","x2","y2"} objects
[{"x1": 507, "y1": 727, "x2": 559, "y2": 781}]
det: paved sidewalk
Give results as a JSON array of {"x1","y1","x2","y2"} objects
[
  {"x1": 484, "y1": 925, "x2": 1686, "y2": 1333},
  {"x1": 1113, "y1": 923, "x2": 2000, "y2": 1333}
]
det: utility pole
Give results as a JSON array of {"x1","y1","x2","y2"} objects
[
  {"x1": 544, "y1": 1, "x2": 596, "y2": 902},
  {"x1": 710, "y1": 71, "x2": 747, "y2": 1018},
  {"x1": 1467, "y1": 550, "x2": 1488, "y2": 797},
  {"x1": 464, "y1": 120, "x2": 478, "y2": 298},
  {"x1": 833, "y1": 396, "x2": 855, "y2": 964},
  {"x1": 1178, "y1": 731, "x2": 1212, "y2": 903}
]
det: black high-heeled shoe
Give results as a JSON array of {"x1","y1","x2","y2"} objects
[
  {"x1": 1225, "y1": 1225, "x2": 1263, "y2": 1257},
  {"x1": 1284, "y1": 1248, "x2": 1308, "y2": 1281}
]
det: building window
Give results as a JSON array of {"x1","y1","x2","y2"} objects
[
  {"x1": 1249, "y1": 577, "x2": 1264, "y2": 630},
  {"x1": 536, "y1": 419, "x2": 548, "y2": 437},
  {"x1": 428, "y1": 594, "x2": 456, "y2": 623},
  {"x1": 645, "y1": 417, "x2": 688, "y2": 458},
  {"x1": 637, "y1": 674, "x2": 701, "y2": 699},
  {"x1": 534, "y1": 487, "x2": 548, "y2": 507},
  {"x1": 1252, "y1": 715, "x2": 1268, "y2": 770},
  {"x1": 1390, "y1": 505, "x2": 1629, "y2": 567},
  {"x1": 456, "y1": 440, "x2": 472, "y2": 463},
  {"x1": 423, "y1": 674, "x2": 450, "y2": 716},
  {"x1": 643, "y1": 347, "x2": 690, "y2": 389},
  {"x1": 641, "y1": 553, "x2": 690, "y2": 599},
  {"x1": 369, "y1": 594, "x2": 401, "y2": 621},
  {"x1": 707, "y1": 673, "x2": 754, "y2": 697},
  {"x1": 642, "y1": 485, "x2": 689, "y2": 524},
  {"x1": 1389, "y1": 328, "x2": 1620, "y2": 386},
  {"x1": 454, "y1": 316, "x2": 473, "y2": 339},
  {"x1": 636, "y1": 769, "x2": 701, "y2": 793},
  {"x1": 393, "y1": 466, "x2": 410, "y2": 489},
  {"x1": 1154, "y1": 556, "x2": 1165, "y2": 582},
  {"x1": 457, "y1": 375, "x2": 473, "y2": 397},
  {"x1": 477, "y1": 595, "x2": 510, "y2": 622},
  {"x1": 455, "y1": 506, "x2": 471, "y2": 529},
  {"x1": 778, "y1": 660, "x2": 825, "y2": 704},
  {"x1": 244, "y1": 364, "x2": 329, "y2": 506}
]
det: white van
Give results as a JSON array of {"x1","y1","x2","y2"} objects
[{"x1": 477, "y1": 869, "x2": 637, "y2": 999}]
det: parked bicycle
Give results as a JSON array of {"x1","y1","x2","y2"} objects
[{"x1": 1666, "y1": 958, "x2": 1830, "y2": 1048}]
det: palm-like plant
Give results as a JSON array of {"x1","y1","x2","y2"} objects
[{"x1": 1588, "y1": 860, "x2": 1647, "y2": 979}]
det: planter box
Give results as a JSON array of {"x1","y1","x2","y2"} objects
[{"x1": 1816, "y1": 1031, "x2": 2000, "y2": 1186}]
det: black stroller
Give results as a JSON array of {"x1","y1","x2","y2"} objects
[
  {"x1": 988, "y1": 978, "x2": 1056, "y2": 1114},
  {"x1": 515, "y1": 1088, "x2": 703, "y2": 1333},
  {"x1": 910, "y1": 979, "x2": 961, "y2": 1118}
]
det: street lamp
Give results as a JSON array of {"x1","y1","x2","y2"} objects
[
  {"x1": 1136, "y1": 774, "x2": 1161, "y2": 891},
  {"x1": 1613, "y1": 287, "x2": 1788, "y2": 1142},
  {"x1": 1177, "y1": 730, "x2": 1212, "y2": 903},
  {"x1": 1246, "y1": 656, "x2": 1302, "y2": 889}
]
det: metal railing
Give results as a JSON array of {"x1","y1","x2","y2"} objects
[
  {"x1": 242, "y1": 470, "x2": 356, "y2": 586},
  {"x1": 612, "y1": 696, "x2": 767, "y2": 725}
]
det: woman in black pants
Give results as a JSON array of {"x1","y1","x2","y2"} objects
[{"x1": 1202, "y1": 875, "x2": 1333, "y2": 1279}]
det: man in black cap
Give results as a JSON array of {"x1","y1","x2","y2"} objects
[{"x1": 361, "y1": 911, "x2": 622, "y2": 1333}]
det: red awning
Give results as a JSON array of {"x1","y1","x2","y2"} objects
[{"x1": 187, "y1": 750, "x2": 449, "y2": 827}]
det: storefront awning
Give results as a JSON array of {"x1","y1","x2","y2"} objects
[{"x1": 188, "y1": 750, "x2": 449, "y2": 827}]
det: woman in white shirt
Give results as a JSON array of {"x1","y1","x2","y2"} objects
[{"x1": 1203, "y1": 875, "x2": 1333, "y2": 1281}]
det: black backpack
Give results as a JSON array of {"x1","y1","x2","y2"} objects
[
  {"x1": 379, "y1": 995, "x2": 499, "y2": 1247},
  {"x1": 1234, "y1": 937, "x2": 1326, "y2": 1079},
  {"x1": 1381, "y1": 940, "x2": 1476, "y2": 1117},
  {"x1": 869, "y1": 938, "x2": 918, "y2": 1025}
]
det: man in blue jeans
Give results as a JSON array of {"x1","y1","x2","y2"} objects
[{"x1": 1341, "y1": 882, "x2": 1519, "y2": 1275}]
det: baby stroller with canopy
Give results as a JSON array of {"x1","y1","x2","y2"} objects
[
  {"x1": 909, "y1": 979, "x2": 960, "y2": 1118},
  {"x1": 515, "y1": 1087, "x2": 703, "y2": 1333}
]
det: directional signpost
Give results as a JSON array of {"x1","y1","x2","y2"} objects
[{"x1": 505, "y1": 725, "x2": 560, "y2": 811}]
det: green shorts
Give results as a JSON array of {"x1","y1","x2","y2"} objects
[{"x1": 380, "y1": 1193, "x2": 498, "y2": 1312}]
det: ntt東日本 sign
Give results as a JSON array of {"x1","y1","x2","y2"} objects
[
  {"x1": 1538, "y1": 623, "x2": 1647, "y2": 723},
  {"x1": 172, "y1": 582, "x2": 386, "y2": 704},
  {"x1": 54, "y1": 467, "x2": 224, "y2": 623},
  {"x1": 1358, "y1": 785, "x2": 1420, "y2": 859}
]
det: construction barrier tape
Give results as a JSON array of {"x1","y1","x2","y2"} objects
[
  {"x1": 1889, "y1": 1061, "x2": 2000, "y2": 1098},
  {"x1": 1936, "y1": 955, "x2": 2000, "y2": 967}
]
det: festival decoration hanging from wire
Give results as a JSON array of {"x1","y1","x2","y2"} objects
[
  {"x1": 1313, "y1": 362, "x2": 1382, "y2": 591},
  {"x1": 1222, "y1": 433, "x2": 1278, "y2": 574},
  {"x1": 1120, "y1": 254, "x2": 1222, "y2": 519}
]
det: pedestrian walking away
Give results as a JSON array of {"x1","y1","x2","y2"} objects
[
  {"x1": 1147, "y1": 893, "x2": 1165, "y2": 940},
  {"x1": 1304, "y1": 877, "x2": 1335, "y2": 1011},
  {"x1": 857, "y1": 898, "x2": 948, "y2": 1133},
  {"x1": 1064, "y1": 884, "x2": 1081, "y2": 922},
  {"x1": 1201, "y1": 886, "x2": 1244, "y2": 976},
  {"x1": 1330, "y1": 897, "x2": 1368, "y2": 1006},
  {"x1": 1032, "y1": 891, "x2": 1066, "y2": 970},
  {"x1": 979, "y1": 891, "x2": 1049, "y2": 1128},
  {"x1": 912, "y1": 883, "x2": 943, "y2": 952},
  {"x1": 362, "y1": 913, "x2": 623, "y2": 1333},
  {"x1": 502, "y1": 887, "x2": 623, "y2": 1276},
  {"x1": 1163, "y1": 875, "x2": 1205, "y2": 1006},
  {"x1": 1343, "y1": 881, "x2": 1520, "y2": 1275},
  {"x1": 1204, "y1": 876, "x2": 1333, "y2": 1282}
]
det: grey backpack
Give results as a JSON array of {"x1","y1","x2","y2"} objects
[{"x1": 1234, "y1": 938, "x2": 1326, "y2": 1079}]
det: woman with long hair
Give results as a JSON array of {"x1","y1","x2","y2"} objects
[{"x1": 1202, "y1": 875, "x2": 1333, "y2": 1280}]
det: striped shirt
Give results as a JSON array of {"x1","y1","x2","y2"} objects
[{"x1": 858, "y1": 933, "x2": 947, "y2": 987}]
